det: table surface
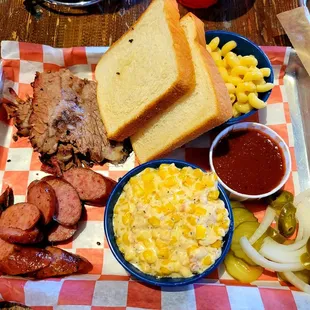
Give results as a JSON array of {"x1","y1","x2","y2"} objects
[{"x1": 0, "y1": 0, "x2": 299, "y2": 48}]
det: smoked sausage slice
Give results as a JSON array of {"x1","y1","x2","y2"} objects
[
  {"x1": 0, "y1": 227, "x2": 43, "y2": 244},
  {"x1": 0, "y1": 203, "x2": 40, "y2": 230},
  {"x1": 42, "y1": 176, "x2": 82, "y2": 226},
  {"x1": 27, "y1": 180, "x2": 57, "y2": 225},
  {"x1": 63, "y1": 168, "x2": 116, "y2": 206},
  {"x1": 47, "y1": 222, "x2": 77, "y2": 242}
]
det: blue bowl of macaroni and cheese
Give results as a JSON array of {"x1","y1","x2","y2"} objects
[
  {"x1": 104, "y1": 159, "x2": 233, "y2": 287},
  {"x1": 205, "y1": 30, "x2": 274, "y2": 126}
]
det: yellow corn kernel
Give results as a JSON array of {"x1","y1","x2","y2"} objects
[
  {"x1": 225, "y1": 83, "x2": 236, "y2": 94},
  {"x1": 165, "y1": 219, "x2": 175, "y2": 228},
  {"x1": 143, "y1": 239, "x2": 153, "y2": 248},
  {"x1": 196, "y1": 225, "x2": 207, "y2": 239},
  {"x1": 159, "y1": 266, "x2": 172, "y2": 275},
  {"x1": 142, "y1": 172, "x2": 154, "y2": 183},
  {"x1": 148, "y1": 216, "x2": 160, "y2": 227},
  {"x1": 164, "y1": 176, "x2": 177, "y2": 188},
  {"x1": 182, "y1": 225, "x2": 192, "y2": 238},
  {"x1": 171, "y1": 213, "x2": 181, "y2": 223},
  {"x1": 248, "y1": 93, "x2": 267, "y2": 109},
  {"x1": 201, "y1": 174, "x2": 215, "y2": 187},
  {"x1": 158, "y1": 169, "x2": 169, "y2": 180},
  {"x1": 176, "y1": 190, "x2": 185, "y2": 196},
  {"x1": 132, "y1": 185, "x2": 144, "y2": 197},
  {"x1": 234, "y1": 102, "x2": 253, "y2": 114},
  {"x1": 163, "y1": 202, "x2": 175, "y2": 215},
  {"x1": 144, "y1": 181, "x2": 155, "y2": 193},
  {"x1": 208, "y1": 190, "x2": 220, "y2": 200},
  {"x1": 208, "y1": 36, "x2": 220, "y2": 51},
  {"x1": 218, "y1": 67, "x2": 229, "y2": 83},
  {"x1": 236, "y1": 92, "x2": 248, "y2": 103},
  {"x1": 137, "y1": 231, "x2": 151, "y2": 241},
  {"x1": 122, "y1": 213, "x2": 133, "y2": 225},
  {"x1": 129, "y1": 177, "x2": 139, "y2": 186},
  {"x1": 221, "y1": 40, "x2": 237, "y2": 57},
  {"x1": 187, "y1": 215, "x2": 197, "y2": 226},
  {"x1": 187, "y1": 203, "x2": 196, "y2": 214},
  {"x1": 202, "y1": 256, "x2": 212, "y2": 266},
  {"x1": 169, "y1": 236, "x2": 177, "y2": 245},
  {"x1": 173, "y1": 261, "x2": 182, "y2": 273},
  {"x1": 225, "y1": 52, "x2": 240, "y2": 67},
  {"x1": 260, "y1": 67, "x2": 271, "y2": 77},
  {"x1": 124, "y1": 250, "x2": 135, "y2": 261},
  {"x1": 256, "y1": 83, "x2": 274, "y2": 93},
  {"x1": 229, "y1": 93, "x2": 236, "y2": 104},
  {"x1": 122, "y1": 233, "x2": 130, "y2": 246},
  {"x1": 193, "y1": 168, "x2": 204, "y2": 179},
  {"x1": 195, "y1": 182, "x2": 206, "y2": 191},
  {"x1": 143, "y1": 249, "x2": 157, "y2": 264},
  {"x1": 158, "y1": 247, "x2": 169, "y2": 259},
  {"x1": 183, "y1": 176, "x2": 195, "y2": 187},
  {"x1": 187, "y1": 244, "x2": 199, "y2": 255},
  {"x1": 195, "y1": 206, "x2": 207, "y2": 216},
  {"x1": 240, "y1": 55, "x2": 258, "y2": 67},
  {"x1": 155, "y1": 238, "x2": 167, "y2": 248},
  {"x1": 221, "y1": 220, "x2": 230, "y2": 229},
  {"x1": 211, "y1": 240, "x2": 222, "y2": 248},
  {"x1": 168, "y1": 164, "x2": 179, "y2": 174},
  {"x1": 231, "y1": 65, "x2": 248, "y2": 77}
]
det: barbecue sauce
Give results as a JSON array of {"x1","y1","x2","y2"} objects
[{"x1": 213, "y1": 129, "x2": 285, "y2": 195}]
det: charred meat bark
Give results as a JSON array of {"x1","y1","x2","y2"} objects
[{"x1": 3, "y1": 69, "x2": 130, "y2": 173}]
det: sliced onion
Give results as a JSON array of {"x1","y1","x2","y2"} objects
[
  {"x1": 283, "y1": 271, "x2": 310, "y2": 294},
  {"x1": 240, "y1": 237, "x2": 304, "y2": 272},
  {"x1": 259, "y1": 241, "x2": 306, "y2": 263},
  {"x1": 262, "y1": 236, "x2": 309, "y2": 252},
  {"x1": 249, "y1": 207, "x2": 276, "y2": 245}
]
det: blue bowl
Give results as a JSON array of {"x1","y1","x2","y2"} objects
[
  {"x1": 104, "y1": 159, "x2": 233, "y2": 287},
  {"x1": 205, "y1": 30, "x2": 274, "y2": 126}
]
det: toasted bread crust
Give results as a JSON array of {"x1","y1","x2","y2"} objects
[
  {"x1": 96, "y1": 0, "x2": 195, "y2": 141},
  {"x1": 132, "y1": 13, "x2": 232, "y2": 163}
]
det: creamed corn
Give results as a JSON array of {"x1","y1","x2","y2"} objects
[{"x1": 113, "y1": 164, "x2": 230, "y2": 278}]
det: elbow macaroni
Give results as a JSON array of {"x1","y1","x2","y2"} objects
[
  {"x1": 113, "y1": 164, "x2": 230, "y2": 278},
  {"x1": 206, "y1": 37, "x2": 274, "y2": 117}
]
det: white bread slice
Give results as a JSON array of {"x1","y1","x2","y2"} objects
[
  {"x1": 131, "y1": 13, "x2": 233, "y2": 163},
  {"x1": 95, "y1": 0, "x2": 195, "y2": 141}
]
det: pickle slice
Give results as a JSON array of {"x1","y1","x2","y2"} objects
[
  {"x1": 231, "y1": 221, "x2": 260, "y2": 265},
  {"x1": 267, "y1": 227, "x2": 286, "y2": 244},
  {"x1": 224, "y1": 251, "x2": 263, "y2": 283},
  {"x1": 230, "y1": 201, "x2": 245, "y2": 209},
  {"x1": 270, "y1": 190, "x2": 294, "y2": 211},
  {"x1": 233, "y1": 207, "x2": 257, "y2": 229}
]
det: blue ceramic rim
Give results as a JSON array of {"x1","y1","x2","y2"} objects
[
  {"x1": 104, "y1": 159, "x2": 234, "y2": 287},
  {"x1": 205, "y1": 30, "x2": 274, "y2": 126}
]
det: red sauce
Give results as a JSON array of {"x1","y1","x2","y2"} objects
[{"x1": 213, "y1": 129, "x2": 285, "y2": 195}]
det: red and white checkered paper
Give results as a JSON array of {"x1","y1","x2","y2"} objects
[{"x1": 0, "y1": 41, "x2": 309, "y2": 309}]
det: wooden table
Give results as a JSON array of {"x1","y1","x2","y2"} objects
[{"x1": 0, "y1": 0, "x2": 299, "y2": 49}]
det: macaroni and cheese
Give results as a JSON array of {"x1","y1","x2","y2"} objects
[
  {"x1": 113, "y1": 164, "x2": 230, "y2": 278},
  {"x1": 206, "y1": 37, "x2": 274, "y2": 117}
]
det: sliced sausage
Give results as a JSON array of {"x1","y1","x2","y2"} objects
[
  {"x1": 47, "y1": 222, "x2": 77, "y2": 242},
  {"x1": 27, "y1": 180, "x2": 57, "y2": 225},
  {"x1": 0, "y1": 227, "x2": 43, "y2": 244},
  {"x1": 0, "y1": 239, "x2": 52, "y2": 275},
  {"x1": 63, "y1": 168, "x2": 116, "y2": 206},
  {"x1": 0, "y1": 203, "x2": 41, "y2": 231},
  {"x1": 0, "y1": 186, "x2": 14, "y2": 214},
  {"x1": 28, "y1": 246, "x2": 92, "y2": 279},
  {"x1": 76, "y1": 254, "x2": 93, "y2": 274},
  {"x1": 42, "y1": 176, "x2": 82, "y2": 226}
]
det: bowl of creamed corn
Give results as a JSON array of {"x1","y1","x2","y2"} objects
[{"x1": 104, "y1": 159, "x2": 233, "y2": 286}]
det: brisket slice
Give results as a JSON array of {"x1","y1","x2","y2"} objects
[{"x1": 3, "y1": 69, "x2": 130, "y2": 173}]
